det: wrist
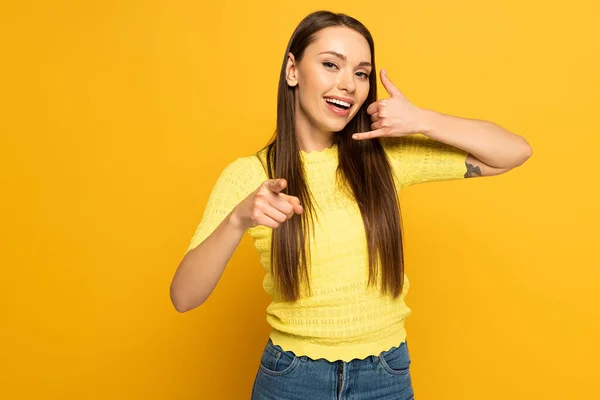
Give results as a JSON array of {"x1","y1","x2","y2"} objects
[
  {"x1": 227, "y1": 207, "x2": 248, "y2": 232},
  {"x1": 417, "y1": 108, "x2": 437, "y2": 135}
]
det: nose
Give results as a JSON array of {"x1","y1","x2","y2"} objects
[{"x1": 337, "y1": 68, "x2": 356, "y2": 93}]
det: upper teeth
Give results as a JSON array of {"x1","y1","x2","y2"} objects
[{"x1": 325, "y1": 98, "x2": 351, "y2": 107}]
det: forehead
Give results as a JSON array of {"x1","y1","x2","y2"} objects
[{"x1": 306, "y1": 26, "x2": 371, "y2": 64}]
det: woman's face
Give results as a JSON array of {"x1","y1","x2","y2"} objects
[{"x1": 286, "y1": 26, "x2": 373, "y2": 135}]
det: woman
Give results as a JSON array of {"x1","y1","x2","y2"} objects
[{"x1": 170, "y1": 10, "x2": 532, "y2": 400}]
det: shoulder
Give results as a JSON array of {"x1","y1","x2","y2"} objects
[{"x1": 218, "y1": 148, "x2": 268, "y2": 185}]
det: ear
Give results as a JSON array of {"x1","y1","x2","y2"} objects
[{"x1": 285, "y1": 52, "x2": 298, "y2": 87}]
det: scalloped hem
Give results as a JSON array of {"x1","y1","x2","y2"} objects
[{"x1": 269, "y1": 326, "x2": 407, "y2": 363}]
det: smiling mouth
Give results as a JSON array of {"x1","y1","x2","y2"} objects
[{"x1": 324, "y1": 97, "x2": 352, "y2": 110}]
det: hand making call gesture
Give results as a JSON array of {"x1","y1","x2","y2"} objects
[
  {"x1": 352, "y1": 69, "x2": 427, "y2": 141},
  {"x1": 232, "y1": 178, "x2": 304, "y2": 230}
]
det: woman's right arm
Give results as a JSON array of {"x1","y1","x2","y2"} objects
[
  {"x1": 169, "y1": 207, "x2": 246, "y2": 312},
  {"x1": 170, "y1": 177, "x2": 302, "y2": 312}
]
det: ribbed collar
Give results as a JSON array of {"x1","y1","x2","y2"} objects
[{"x1": 299, "y1": 143, "x2": 339, "y2": 161}]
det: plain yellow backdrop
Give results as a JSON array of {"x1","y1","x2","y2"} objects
[{"x1": 1, "y1": 1, "x2": 598, "y2": 399}]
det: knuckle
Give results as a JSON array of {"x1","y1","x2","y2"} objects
[{"x1": 253, "y1": 198, "x2": 264, "y2": 208}]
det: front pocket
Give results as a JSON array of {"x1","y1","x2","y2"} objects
[
  {"x1": 378, "y1": 342, "x2": 411, "y2": 375},
  {"x1": 259, "y1": 341, "x2": 300, "y2": 376}
]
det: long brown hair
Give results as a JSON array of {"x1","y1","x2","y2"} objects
[{"x1": 257, "y1": 10, "x2": 405, "y2": 302}]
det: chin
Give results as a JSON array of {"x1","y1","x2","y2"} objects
[{"x1": 321, "y1": 115, "x2": 351, "y2": 131}]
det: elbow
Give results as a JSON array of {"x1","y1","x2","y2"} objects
[
  {"x1": 519, "y1": 138, "x2": 533, "y2": 165},
  {"x1": 170, "y1": 284, "x2": 205, "y2": 313},
  {"x1": 507, "y1": 139, "x2": 533, "y2": 169},
  {"x1": 170, "y1": 288, "x2": 188, "y2": 313},
  {"x1": 171, "y1": 296, "x2": 199, "y2": 313},
  {"x1": 523, "y1": 142, "x2": 533, "y2": 162},
  {"x1": 171, "y1": 298, "x2": 192, "y2": 313}
]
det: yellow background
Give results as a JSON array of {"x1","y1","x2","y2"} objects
[{"x1": 1, "y1": 1, "x2": 598, "y2": 399}]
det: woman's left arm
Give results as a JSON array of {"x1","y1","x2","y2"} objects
[
  {"x1": 353, "y1": 69, "x2": 533, "y2": 176},
  {"x1": 419, "y1": 108, "x2": 533, "y2": 176}
]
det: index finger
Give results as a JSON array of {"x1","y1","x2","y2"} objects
[{"x1": 352, "y1": 128, "x2": 386, "y2": 140}]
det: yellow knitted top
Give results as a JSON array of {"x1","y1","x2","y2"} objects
[{"x1": 185, "y1": 134, "x2": 468, "y2": 362}]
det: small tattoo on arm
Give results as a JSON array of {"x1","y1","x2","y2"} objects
[{"x1": 464, "y1": 162, "x2": 482, "y2": 178}]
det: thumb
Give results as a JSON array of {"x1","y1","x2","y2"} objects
[
  {"x1": 381, "y1": 69, "x2": 403, "y2": 98},
  {"x1": 266, "y1": 178, "x2": 287, "y2": 193}
]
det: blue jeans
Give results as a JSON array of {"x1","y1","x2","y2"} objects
[{"x1": 251, "y1": 338, "x2": 415, "y2": 399}]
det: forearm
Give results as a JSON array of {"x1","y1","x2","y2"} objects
[
  {"x1": 170, "y1": 210, "x2": 246, "y2": 312},
  {"x1": 419, "y1": 108, "x2": 532, "y2": 169}
]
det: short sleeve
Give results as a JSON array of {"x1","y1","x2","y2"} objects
[
  {"x1": 382, "y1": 134, "x2": 468, "y2": 189},
  {"x1": 185, "y1": 156, "x2": 263, "y2": 254}
]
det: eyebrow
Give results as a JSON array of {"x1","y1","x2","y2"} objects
[{"x1": 318, "y1": 51, "x2": 372, "y2": 68}]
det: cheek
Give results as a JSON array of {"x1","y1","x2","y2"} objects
[
  {"x1": 360, "y1": 82, "x2": 371, "y2": 101},
  {"x1": 358, "y1": 90, "x2": 371, "y2": 108},
  {"x1": 299, "y1": 75, "x2": 326, "y2": 105},
  {"x1": 307, "y1": 70, "x2": 335, "y2": 94},
  {"x1": 355, "y1": 86, "x2": 370, "y2": 109}
]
